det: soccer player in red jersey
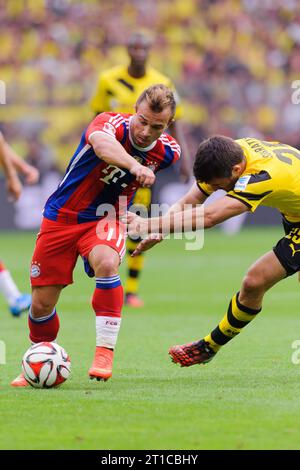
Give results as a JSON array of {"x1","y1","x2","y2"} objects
[{"x1": 11, "y1": 84, "x2": 181, "y2": 386}]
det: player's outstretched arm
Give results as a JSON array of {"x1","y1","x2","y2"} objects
[
  {"x1": 0, "y1": 132, "x2": 23, "y2": 200},
  {"x1": 3, "y1": 142, "x2": 39, "y2": 184},
  {"x1": 89, "y1": 133, "x2": 155, "y2": 188},
  {"x1": 127, "y1": 194, "x2": 248, "y2": 239}
]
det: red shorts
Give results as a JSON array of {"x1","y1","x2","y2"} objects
[{"x1": 30, "y1": 217, "x2": 127, "y2": 286}]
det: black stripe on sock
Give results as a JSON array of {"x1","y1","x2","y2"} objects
[
  {"x1": 211, "y1": 326, "x2": 233, "y2": 345},
  {"x1": 227, "y1": 300, "x2": 250, "y2": 329},
  {"x1": 129, "y1": 269, "x2": 139, "y2": 279},
  {"x1": 236, "y1": 292, "x2": 261, "y2": 315}
]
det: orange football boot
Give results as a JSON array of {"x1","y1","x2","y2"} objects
[
  {"x1": 88, "y1": 347, "x2": 114, "y2": 381},
  {"x1": 11, "y1": 373, "x2": 30, "y2": 387},
  {"x1": 125, "y1": 293, "x2": 144, "y2": 308}
]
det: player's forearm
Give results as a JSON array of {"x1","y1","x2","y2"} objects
[
  {"x1": 147, "y1": 198, "x2": 247, "y2": 234},
  {"x1": 147, "y1": 207, "x2": 206, "y2": 235},
  {"x1": 0, "y1": 140, "x2": 18, "y2": 180},
  {"x1": 4, "y1": 142, "x2": 28, "y2": 174},
  {"x1": 92, "y1": 137, "x2": 137, "y2": 171}
]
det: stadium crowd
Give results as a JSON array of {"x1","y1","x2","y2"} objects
[{"x1": 1, "y1": 0, "x2": 300, "y2": 166}]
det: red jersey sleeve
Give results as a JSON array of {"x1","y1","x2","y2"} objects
[
  {"x1": 85, "y1": 113, "x2": 125, "y2": 144},
  {"x1": 158, "y1": 134, "x2": 181, "y2": 169},
  {"x1": 171, "y1": 138, "x2": 181, "y2": 163}
]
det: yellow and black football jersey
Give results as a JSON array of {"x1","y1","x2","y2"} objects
[
  {"x1": 197, "y1": 137, "x2": 300, "y2": 223},
  {"x1": 90, "y1": 64, "x2": 182, "y2": 119}
]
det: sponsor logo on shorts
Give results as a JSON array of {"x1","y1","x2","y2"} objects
[
  {"x1": 30, "y1": 263, "x2": 41, "y2": 278},
  {"x1": 289, "y1": 243, "x2": 300, "y2": 257}
]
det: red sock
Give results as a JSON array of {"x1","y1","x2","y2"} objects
[
  {"x1": 28, "y1": 309, "x2": 60, "y2": 343},
  {"x1": 93, "y1": 276, "x2": 123, "y2": 318},
  {"x1": 93, "y1": 276, "x2": 123, "y2": 348}
]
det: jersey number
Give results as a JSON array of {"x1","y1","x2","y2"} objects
[
  {"x1": 262, "y1": 141, "x2": 300, "y2": 166},
  {"x1": 100, "y1": 165, "x2": 128, "y2": 188}
]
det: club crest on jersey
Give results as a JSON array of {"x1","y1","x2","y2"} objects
[
  {"x1": 30, "y1": 262, "x2": 41, "y2": 278},
  {"x1": 234, "y1": 175, "x2": 251, "y2": 192},
  {"x1": 147, "y1": 162, "x2": 159, "y2": 172}
]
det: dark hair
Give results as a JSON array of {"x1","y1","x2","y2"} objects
[
  {"x1": 136, "y1": 84, "x2": 176, "y2": 117},
  {"x1": 127, "y1": 32, "x2": 152, "y2": 48},
  {"x1": 193, "y1": 135, "x2": 244, "y2": 182}
]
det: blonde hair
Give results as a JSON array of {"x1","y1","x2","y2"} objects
[{"x1": 136, "y1": 84, "x2": 176, "y2": 117}]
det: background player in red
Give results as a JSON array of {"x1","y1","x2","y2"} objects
[{"x1": 11, "y1": 84, "x2": 181, "y2": 386}]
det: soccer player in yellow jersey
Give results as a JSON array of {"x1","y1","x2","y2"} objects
[
  {"x1": 90, "y1": 32, "x2": 191, "y2": 307},
  {"x1": 126, "y1": 135, "x2": 300, "y2": 366}
]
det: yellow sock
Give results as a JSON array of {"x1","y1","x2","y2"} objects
[
  {"x1": 125, "y1": 237, "x2": 145, "y2": 295},
  {"x1": 204, "y1": 293, "x2": 261, "y2": 353}
]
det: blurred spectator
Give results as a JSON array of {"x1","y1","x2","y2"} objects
[{"x1": 1, "y1": 0, "x2": 300, "y2": 170}]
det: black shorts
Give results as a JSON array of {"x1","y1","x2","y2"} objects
[{"x1": 273, "y1": 217, "x2": 300, "y2": 276}]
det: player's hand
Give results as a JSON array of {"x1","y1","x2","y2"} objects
[
  {"x1": 23, "y1": 165, "x2": 40, "y2": 185},
  {"x1": 130, "y1": 163, "x2": 155, "y2": 187},
  {"x1": 125, "y1": 211, "x2": 149, "y2": 239},
  {"x1": 131, "y1": 233, "x2": 164, "y2": 256},
  {"x1": 7, "y1": 174, "x2": 23, "y2": 201}
]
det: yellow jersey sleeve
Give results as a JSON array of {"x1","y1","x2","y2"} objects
[
  {"x1": 227, "y1": 172, "x2": 273, "y2": 212},
  {"x1": 90, "y1": 73, "x2": 110, "y2": 114},
  {"x1": 196, "y1": 181, "x2": 214, "y2": 196}
]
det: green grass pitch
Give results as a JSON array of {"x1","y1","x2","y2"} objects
[{"x1": 0, "y1": 227, "x2": 300, "y2": 450}]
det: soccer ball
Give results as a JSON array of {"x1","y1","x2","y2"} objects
[{"x1": 22, "y1": 342, "x2": 71, "y2": 388}]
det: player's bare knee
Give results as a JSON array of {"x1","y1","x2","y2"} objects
[
  {"x1": 94, "y1": 257, "x2": 118, "y2": 277},
  {"x1": 242, "y1": 271, "x2": 265, "y2": 295},
  {"x1": 31, "y1": 297, "x2": 56, "y2": 317}
]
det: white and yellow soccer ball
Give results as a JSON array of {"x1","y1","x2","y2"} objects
[{"x1": 22, "y1": 342, "x2": 71, "y2": 388}]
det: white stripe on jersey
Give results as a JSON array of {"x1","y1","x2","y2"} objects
[
  {"x1": 159, "y1": 136, "x2": 181, "y2": 154},
  {"x1": 59, "y1": 144, "x2": 90, "y2": 187},
  {"x1": 111, "y1": 117, "x2": 123, "y2": 128},
  {"x1": 106, "y1": 228, "x2": 114, "y2": 241},
  {"x1": 109, "y1": 114, "x2": 124, "y2": 127},
  {"x1": 119, "y1": 243, "x2": 126, "y2": 260},
  {"x1": 115, "y1": 120, "x2": 125, "y2": 129},
  {"x1": 161, "y1": 140, "x2": 181, "y2": 152},
  {"x1": 116, "y1": 233, "x2": 123, "y2": 248}
]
